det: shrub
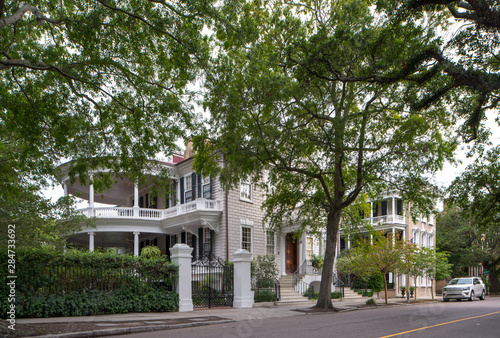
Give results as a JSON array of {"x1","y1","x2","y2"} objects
[
  {"x1": 140, "y1": 246, "x2": 161, "y2": 259},
  {"x1": 254, "y1": 290, "x2": 276, "y2": 302},
  {"x1": 366, "y1": 298, "x2": 376, "y2": 305},
  {"x1": 0, "y1": 247, "x2": 178, "y2": 318},
  {"x1": 251, "y1": 255, "x2": 278, "y2": 288}
]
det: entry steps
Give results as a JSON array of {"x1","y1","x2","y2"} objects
[{"x1": 277, "y1": 275, "x2": 368, "y2": 305}]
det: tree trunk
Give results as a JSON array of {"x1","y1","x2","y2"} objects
[
  {"x1": 383, "y1": 272, "x2": 388, "y2": 304},
  {"x1": 315, "y1": 210, "x2": 341, "y2": 310}
]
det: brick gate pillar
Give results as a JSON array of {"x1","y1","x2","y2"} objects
[{"x1": 170, "y1": 244, "x2": 193, "y2": 312}]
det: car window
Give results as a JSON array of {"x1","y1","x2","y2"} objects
[
  {"x1": 457, "y1": 278, "x2": 473, "y2": 285},
  {"x1": 448, "y1": 279, "x2": 459, "y2": 285}
]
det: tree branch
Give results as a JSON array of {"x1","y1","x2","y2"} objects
[{"x1": 0, "y1": 3, "x2": 63, "y2": 29}]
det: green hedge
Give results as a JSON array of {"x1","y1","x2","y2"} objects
[
  {"x1": 254, "y1": 289, "x2": 277, "y2": 302},
  {"x1": 1, "y1": 248, "x2": 179, "y2": 318},
  {"x1": 303, "y1": 287, "x2": 344, "y2": 300}
]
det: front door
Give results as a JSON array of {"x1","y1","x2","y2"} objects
[{"x1": 285, "y1": 233, "x2": 298, "y2": 274}]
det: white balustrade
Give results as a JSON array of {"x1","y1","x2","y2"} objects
[{"x1": 77, "y1": 198, "x2": 221, "y2": 221}]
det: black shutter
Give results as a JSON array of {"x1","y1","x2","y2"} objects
[
  {"x1": 180, "y1": 177, "x2": 185, "y2": 204},
  {"x1": 165, "y1": 235, "x2": 171, "y2": 258},
  {"x1": 210, "y1": 177, "x2": 214, "y2": 199},
  {"x1": 191, "y1": 172, "x2": 197, "y2": 200},
  {"x1": 382, "y1": 200, "x2": 388, "y2": 216},
  {"x1": 139, "y1": 196, "x2": 144, "y2": 208},
  {"x1": 198, "y1": 228, "x2": 204, "y2": 258},
  {"x1": 165, "y1": 193, "x2": 169, "y2": 208},
  {"x1": 209, "y1": 230, "x2": 215, "y2": 259},
  {"x1": 198, "y1": 174, "x2": 202, "y2": 199},
  {"x1": 181, "y1": 232, "x2": 186, "y2": 244},
  {"x1": 192, "y1": 234, "x2": 197, "y2": 260},
  {"x1": 397, "y1": 199, "x2": 403, "y2": 215}
]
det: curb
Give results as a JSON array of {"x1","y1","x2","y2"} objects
[{"x1": 30, "y1": 319, "x2": 234, "y2": 338}]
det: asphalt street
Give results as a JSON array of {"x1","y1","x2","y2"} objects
[{"x1": 109, "y1": 298, "x2": 500, "y2": 338}]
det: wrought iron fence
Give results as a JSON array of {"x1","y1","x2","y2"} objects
[{"x1": 191, "y1": 256, "x2": 234, "y2": 308}]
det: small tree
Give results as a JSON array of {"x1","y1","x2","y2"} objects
[{"x1": 339, "y1": 233, "x2": 405, "y2": 304}]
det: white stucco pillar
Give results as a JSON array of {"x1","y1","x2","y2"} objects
[
  {"x1": 280, "y1": 234, "x2": 286, "y2": 276},
  {"x1": 233, "y1": 249, "x2": 254, "y2": 308},
  {"x1": 133, "y1": 232, "x2": 140, "y2": 256},
  {"x1": 63, "y1": 180, "x2": 68, "y2": 197},
  {"x1": 170, "y1": 244, "x2": 193, "y2": 312},
  {"x1": 88, "y1": 232, "x2": 95, "y2": 252}
]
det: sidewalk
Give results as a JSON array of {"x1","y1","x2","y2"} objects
[{"x1": 8, "y1": 296, "x2": 440, "y2": 337}]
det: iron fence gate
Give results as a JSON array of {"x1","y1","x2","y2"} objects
[{"x1": 191, "y1": 256, "x2": 234, "y2": 308}]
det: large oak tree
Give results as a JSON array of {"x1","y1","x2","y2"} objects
[{"x1": 195, "y1": 0, "x2": 456, "y2": 309}]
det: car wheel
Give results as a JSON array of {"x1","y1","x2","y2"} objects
[
  {"x1": 479, "y1": 290, "x2": 485, "y2": 300},
  {"x1": 443, "y1": 298, "x2": 450, "y2": 302},
  {"x1": 468, "y1": 291, "x2": 474, "y2": 301}
]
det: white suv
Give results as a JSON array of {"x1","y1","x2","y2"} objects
[{"x1": 443, "y1": 277, "x2": 486, "y2": 302}]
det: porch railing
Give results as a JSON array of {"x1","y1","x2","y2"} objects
[
  {"x1": 79, "y1": 198, "x2": 221, "y2": 220},
  {"x1": 371, "y1": 215, "x2": 405, "y2": 224}
]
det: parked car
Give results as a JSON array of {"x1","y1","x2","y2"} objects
[{"x1": 442, "y1": 277, "x2": 486, "y2": 302}]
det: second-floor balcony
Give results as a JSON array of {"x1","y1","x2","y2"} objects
[
  {"x1": 370, "y1": 214, "x2": 405, "y2": 225},
  {"x1": 79, "y1": 199, "x2": 222, "y2": 221}
]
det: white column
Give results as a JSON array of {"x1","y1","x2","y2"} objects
[
  {"x1": 347, "y1": 235, "x2": 351, "y2": 250},
  {"x1": 170, "y1": 244, "x2": 193, "y2": 312},
  {"x1": 63, "y1": 180, "x2": 68, "y2": 197},
  {"x1": 88, "y1": 182, "x2": 94, "y2": 217},
  {"x1": 133, "y1": 232, "x2": 140, "y2": 256},
  {"x1": 392, "y1": 197, "x2": 396, "y2": 222},
  {"x1": 392, "y1": 227, "x2": 396, "y2": 246},
  {"x1": 370, "y1": 201, "x2": 374, "y2": 224},
  {"x1": 280, "y1": 234, "x2": 286, "y2": 276},
  {"x1": 88, "y1": 232, "x2": 95, "y2": 252},
  {"x1": 133, "y1": 183, "x2": 139, "y2": 217},
  {"x1": 299, "y1": 233, "x2": 307, "y2": 265},
  {"x1": 233, "y1": 249, "x2": 254, "y2": 308}
]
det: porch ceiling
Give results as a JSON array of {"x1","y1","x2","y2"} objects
[{"x1": 66, "y1": 175, "x2": 140, "y2": 206}]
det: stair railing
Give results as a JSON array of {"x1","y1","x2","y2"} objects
[{"x1": 333, "y1": 274, "x2": 345, "y2": 298}]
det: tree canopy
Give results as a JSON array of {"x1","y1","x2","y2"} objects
[
  {"x1": 195, "y1": 0, "x2": 456, "y2": 309},
  {"x1": 378, "y1": 0, "x2": 500, "y2": 143},
  {"x1": 1, "y1": 0, "x2": 213, "y2": 245},
  {"x1": 444, "y1": 146, "x2": 500, "y2": 292}
]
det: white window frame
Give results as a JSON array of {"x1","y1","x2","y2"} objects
[
  {"x1": 202, "y1": 175, "x2": 211, "y2": 199},
  {"x1": 240, "y1": 180, "x2": 253, "y2": 202},
  {"x1": 184, "y1": 174, "x2": 193, "y2": 202},
  {"x1": 306, "y1": 237, "x2": 314, "y2": 260},
  {"x1": 241, "y1": 226, "x2": 253, "y2": 252},
  {"x1": 266, "y1": 230, "x2": 275, "y2": 256}
]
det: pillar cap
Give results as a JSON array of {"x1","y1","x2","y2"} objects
[
  {"x1": 234, "y1": 249, "x2": 252, "y2": 262},
  {"x1": 170, "y1": 243, "x2": 193, "y2": 258}
]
